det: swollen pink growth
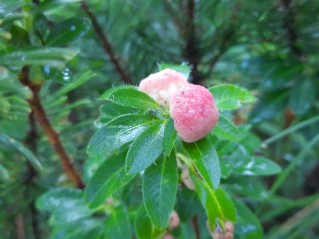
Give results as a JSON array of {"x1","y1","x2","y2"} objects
[
  {"x1": 139, "y1": 69, "x2": 188, "y2": 106},
  {"x1": 170, "y1": 84, "x2": 219, "y2": 143}
]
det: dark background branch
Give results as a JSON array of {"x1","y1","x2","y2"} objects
[
  {"x1": 81, "y1": 1, "x2": 133, "y2": 84},
  {"x1": 19, "y1": 66, "x2": 85, "y2": 189},
  {"x1": 183, "y1": 0, "x2": 202, "y2": 84},
  {"x1": 280, "y1": 0, "x2": 302, "y2": 58}
]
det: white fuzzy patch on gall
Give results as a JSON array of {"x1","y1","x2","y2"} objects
[{"x1": 138, "y1": 69, "x2": 188, "y2": 106}]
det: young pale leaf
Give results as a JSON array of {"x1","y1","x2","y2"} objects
[
  {"x1": 183, "y1": 138, "x2": 220, "y2": 190},
  {"x1": 100, "y1": 86, "x2": 161, "y2": 110},
  {"x1": 163, "y1": 118, "x2": 177, "y2": 155},
  {"x1": 191, "y1": 175, "x2": 236, "y2": 229},
  {"x1": 158, "y1": 63, "x2": 191, "y2": 79},
  {"x1": 213, "y1": 115, "x2": 241, "y2": 141},
  {"x1": 143, "y1": 153, "x2": 178, "y2": 229},
  {"x1": 87, "y1": 114, "x2": 158, "y2": 162},
  {"x1": 0, "y1": 133, "x2": 42, "y2": 171},
  {"x1": 104, "y1": 206, "x2": 132, "y2": 239},
  {"x1": 0, "y1": 47, "x2": 79, "y2": 68},
  {"x1": 234, "y1": 201, "x2": 263, "y2": 239},
  {"x1": 125, "y1": 121, "x2": 165, "y2": 174},
  {"x1": 135, "y1": 206, "x2": 153, "y2": 239},
  {"x1": 209, "y1": 84, "x2": 255, "y2": 110},
  {"x1": 85, "y1": 152, "x2": 135, "y2": 208},
  {"x1": 46, "y1": 18, "x2": 90, "y2": 46}
]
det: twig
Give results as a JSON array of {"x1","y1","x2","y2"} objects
[
  {"x1": 18, "y1": 66, "x2": 85, "y2": 189},
  {"x1": 183, "y1": 0, "x2": 202, "y2": 84},
  {"x1": 24, "y1": 110, "x2": 41, "y2": 239},
  {"x1": 81, "y1": 1, "x2": 132, "y2": 84},
  {"x1": 192, "y1": 215, "x2": 201, "y2": 239}
]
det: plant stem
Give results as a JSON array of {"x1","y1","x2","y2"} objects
[
  {"x1": 192, "y1": 215, "x2": 201, "y2": 239},
  {"x1": 24, "y1": 110, "x2": 41, "y2": 239},
  {"x1": 19, "y1": 66, "x2": 85, "y2": 189}
]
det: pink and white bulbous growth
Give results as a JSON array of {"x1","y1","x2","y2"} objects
[
  {"x1": 138, "y1": 69, "x2": 188, "y2": 106},
  {"x1": 139, "y1": 68, "x2": 219, "y2": 143},
  {"x1": 170, "y1": 84, "x2": 219, "y2": 143}
]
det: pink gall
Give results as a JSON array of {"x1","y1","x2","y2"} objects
[{"x1": 170, "y1": 84, "x2": 219, "y2": 143}]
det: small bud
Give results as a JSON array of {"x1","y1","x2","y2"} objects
[
  {"x1": 169, "y1": 210, "x2": 180, "y2": 228},
  {"x1": 162, "y1": 233, "x2": 174, "y2": 239},
  {"x1": 207, "y1": 221, "x2": 234, "y2": 239},
  {"x1": 181, "y1": 165, "x2": 195, "y2": 190}
]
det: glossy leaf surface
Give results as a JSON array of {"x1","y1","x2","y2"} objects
[
  {"x1": 210, "y1": 84, "x2": 255, "y2": 110},
  {"x1": 143, "y1": 153, "x2": 178, "y2": 229},
  {"x1": 125, "y1": 121, "x2": 165, "y2": 174},
  {"x1": 183, "y1": 138, "x2": 221, "y2": 190},
  {"x1": 85, "y1": 152, "x2": 135, "y2": 208}
]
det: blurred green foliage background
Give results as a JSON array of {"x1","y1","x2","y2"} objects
[{"x1": 0, "y1": 0, "x2": 319, "y2": 238}]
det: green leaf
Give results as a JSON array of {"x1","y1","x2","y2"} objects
[
  {"x1": 158, "y1": 63, "x2": 191, "y2": 79},
  {"x1": 51, "y1": 71, "x2": 96, "y2": 99},
  {"x1": 175, "y1": 188, "x2": 199, "y2": 222},
  {"x1": 0, "y1": 133, "x2": 42, "y2": 171},
  {"x1": 213, "y1": 115, "x2": 241, "y2": 141},
  {"x1": 183, "y1": 138, "x2": 220, "y2": 190},
  {"x1": 289, "y1": 79, "x2": 316, "y2": 115},
  {"x1": 221, "y1": 149, "x2": 282, "y2": 177},
  {"x1": 100, "y1": 86, "x2": 161, "y2": 110},
  {"x1": 46, "y1": 18, "x2": 90, "y2": 46},
  {"x1": 9, "y1": 24, "x2": 30, "y2": 47},
  {"x1": 135, "y1": 206, "x2": 153, "y2": 239},
  {"x1": 163, "y1": 118, "x2": 177, "y2": 155},
  {"x1": 209, "y1": 84, "x2": 255, "y2": 110},
  {"x1": 49, "y1": 204, "x2": 92, "y2": 226},
  {"x1": 0, "y1": 47, "x2": 79, "y2": 68},
  {"x1": 49, "y1": 219, "x2": 103, "y2": 239},
  {"x1": 36, "y1": 188, "x2": 92, "y2": 226},
  {"x1": 37, "y1": 188, "x2": 83, "y2": 212},
  {"x1": 143, "y1": 153, "x2": 178, "y2": 229},
  {"x1": 234, "y1": 201, "x2": 263, "y2": 239},
  {"x1": 191, "y1": 175, "x2": 236, "y2": 229},
  {"x1": 125, "y1": 121, "x2": 165, "y2": 174},
  {"x1": 87, "y1": 113, "x2": 158, "y2": 162},
  {"x1": 104, "y1": 206, "x2": 132, "y2": 239},
  {"x1": 98, "y1": 102, "x2": 137, "y2": 123},
  {"x1": 0, "y1": 164, "x2": 9, "y2": 180},
  {"x1": 85, "y1": 152, "x2": 135, "y2": 208},
  {"x1": 249, "y1": 90, "x2": 289, "y2": 123},
  {"x1": 223, "y1": 176, "x2": 266, "y2": 199}
]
